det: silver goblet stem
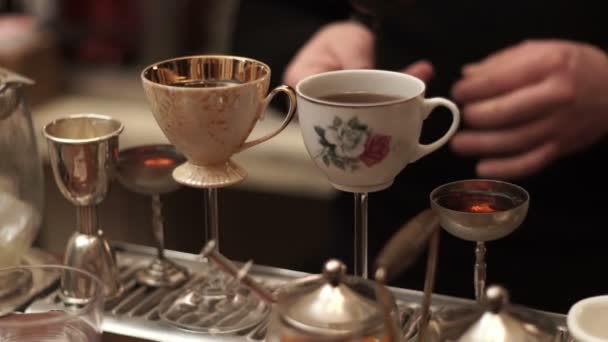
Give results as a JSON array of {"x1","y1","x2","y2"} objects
[
  {"x1": 205, "y1": 188, "x2": 220, "y2": 252},
  {"x1": 76, "y1": 205, "x2": 98, "y2": 235},
  {"x1": 354, "y1": 192, "x2": 369, "y2": 278},
  {"x1": 151, "y1": 194, "x2": 165, "y2": 260},
  {"x1": 474, "y1": 241, "x2": 487, "y2": 302}
]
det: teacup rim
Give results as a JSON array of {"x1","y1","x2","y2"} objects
[
  {"x1": 140, "y1": 54, "x2": 271, "y2": 90},
  {"x1": 567, "y1": 295, "x2": 608, "y2": 342},
  {"x1": 43, "y1": 113, "x2": 124, "y2": 144},
  {"x1": 295, "y1": 69, "x2": 426, "y2": 108}
]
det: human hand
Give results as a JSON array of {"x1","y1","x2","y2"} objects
[
  {"x1": 284, "y1": 20, "x2": 434, "y2": 86},
  {"x1": 451, "y1": 40, "x2": 608, "y2": 179}
]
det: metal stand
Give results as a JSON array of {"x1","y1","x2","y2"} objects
[
  {"x1": 474, "y1": 241, "x2": 487, "y2": 302},
  {"x1": 354, "y1": 192, "x2": 369, "y2": 278},
  {"x1": 205, "y1": 188, "x2": 220, "y2": 251}
]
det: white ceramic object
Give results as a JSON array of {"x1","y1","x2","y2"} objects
[
  {"x1": 142, "y1": 55, "x2": 297, "y2": 188},
  {"x1": 296, "y1": 69, "x2": 460, "y2": 193},
  {"x1": 568, "y1": 295, "x2": 608, "y2": 342}
]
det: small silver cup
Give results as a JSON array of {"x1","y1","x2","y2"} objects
[{"x1": 43, "y1": 114, "x2": 124, "y2": 302}]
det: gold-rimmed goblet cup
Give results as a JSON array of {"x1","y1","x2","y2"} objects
[
  {"x1": 296, "y1": 70, "x2": 460, "y2": 278},
  {"x1": 430, "y1": 179, "x2": 529, "y2": 302},
  {"x1": 141, "y1": 55, "x2": 296, "y2": 333}
]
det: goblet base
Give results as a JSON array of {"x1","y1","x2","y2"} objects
[
  {"x1": 135, "y1": 258, "x2": 189, "y2": 288},
  {"x1": 172, "y1": 160, "x2": 247, "y2": 188},
  {"x1": 62, "y1": 232, "x2": 124, "y2": 303}
]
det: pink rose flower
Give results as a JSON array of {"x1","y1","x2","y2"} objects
[{"x1": 359, "y1": 134, "x2": 391, "y2": 167}]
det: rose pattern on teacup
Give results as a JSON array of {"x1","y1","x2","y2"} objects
[{"x1": 314, "y1": 116, "x2": 391, "y2": 171}]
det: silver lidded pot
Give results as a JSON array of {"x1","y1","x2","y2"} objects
[
  {"x1": 450, "y1": 285, "x2": 560, "y2": 342},
  {"x1": 411, "y1": 286, "x2": 561, "y2": 342},
  {"x1": 267, "y1": 259, "x2": 395, "y2": 342},
  {"x1": 201, "y1": 241, "x2": 398, "y2": 341}
]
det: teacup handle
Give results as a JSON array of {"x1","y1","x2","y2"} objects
[
  {"x1": 412, "y1": 97, "x2": 461, "y2": 162},
  {"x1": 239, "y1": 85, "x2": 297, "y2": 151}
]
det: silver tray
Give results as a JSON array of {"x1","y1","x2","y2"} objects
[{"x1": 25, "y1": 242, "x2": 569, "y2": 342}]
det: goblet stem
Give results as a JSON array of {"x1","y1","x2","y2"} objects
[
  {"x1": 474, "y1": 241, "x2": 487, "y2": 302},
  {"x1": 151, "y1": 194, "x2": 165, "y2": 260},
  {"x1": 205, "y1": 188, "x2": 220, "y2": 253},
  {"x1": 419, "y1": 226, "x2": 440, "y2": 342},
  {"x1": 76, "y1": 205, "x2": 97, "y2": 235},
  {"x1": 354, "y1": 192, "x2": 369, "y2": 278}
]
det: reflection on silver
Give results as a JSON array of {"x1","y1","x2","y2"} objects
[
  {"x1": 431, "y1": 179, "x2": 530, "y2": 303},
  {"x1": 43, "y1": 114, "x2": 124, "y2": 303},
  {"x1": 44, "y1": 114, "x2": 123, "y2": 207},
  {"x1": 430, "y1": 179, "x2": 529, "y2": 242},
  {"x1": 20, "y1": 242, "x2": 569, "y2": 342}
]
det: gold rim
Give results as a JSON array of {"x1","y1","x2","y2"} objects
[{"x1": 140, "y1": 54, "x2": 271, "y2": 90}]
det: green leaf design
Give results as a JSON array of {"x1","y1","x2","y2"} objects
[
  {"x1": 314, "y1": 126, "x2": 325, "y2": 138},
  {"x1": 347, "y1": 117, "x2": 367, "y2": 131},
  {"x1": 331, "y1": 116, "x2": 343, "y2": 129},
  {"x1": 322, "y1": 154, "x2": 330, "y2": 167},
  {"x1": 332, "y1": 156, "x2": 346, "y2": 170},
  {"x1": 315, "y1": 126, "x2": 334, "y2": 148}
]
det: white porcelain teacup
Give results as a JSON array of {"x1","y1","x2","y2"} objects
[
  {"x1": 568, "y1": 295, "x2": 608, "y2": 342},
  {"x1": 295, "y1": 69, "x2": 460, "y2": 193}
]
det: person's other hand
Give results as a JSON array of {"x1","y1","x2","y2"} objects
[
  {"x1": 451, "y1": 40, "x2": 608, "y2": 179},
  {"x1": 284, "y1": 20, "x2": 434, "y2": 86}
]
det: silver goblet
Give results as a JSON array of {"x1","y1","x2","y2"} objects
[
  {"x1": 430, "y1": 179, "x2": 529, "y2": 302},
  {"x1": 117, "y1": 145, "x2": 189, "y2": 287}
]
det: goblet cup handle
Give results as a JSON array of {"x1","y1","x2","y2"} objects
[
  {"x1": 412, "y1": 97, "x2": 460, "y2": 162},
  {"x1": 239, "y1": 85, "x2": 297, "y2": 151}
]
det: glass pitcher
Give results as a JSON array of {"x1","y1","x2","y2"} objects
[{"x1": 0, "y1": 68, "x2": 44, "y2": 268}]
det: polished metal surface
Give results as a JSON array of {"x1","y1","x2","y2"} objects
[
  {"x1": 204, "y1": 188, "x2": 220, "y2": 252},
  {"x1": 431, "y1": 179, "x2": 530, "y2": 303},
  {"x1": 204, "y1": 242, "x2": 391, "y2": 338},
  {"x1": 430, "y1": 179, "x2": 530, "y2": 242},
  {"x1": 133, "y1": 194, "x2": 188, "y2": 287},
  {"x1": 157, "y1": 240, "x2": 270, "y2": 334},
  {"x1": 43, "y1": 114, "x2": 123, "y2": 207},
  {"x1": 117, "y1": 145, "x2": 185, "y2": 196},
  {"x1": 43, "y1": 114, "x2": 124, "y2": 302},
  {"x1": 280, "y1": 259, "x2": 384, "y2": 336},
  {"x1": 201, "y1": 240, "x2": 275, "y2": 304},
  {"x1": 117, "y1": 145, "x2": 189, "y2": 288},
  {"x1": 458, "y1": 285, "x2": 559, "y2": 342},
  {"x1": 62, "y1": 231, "x2": 123, "y2": 303},
  {"x1": 354, "y1": 192, "x2": 369, "y2": 278},
  {"x1": 23, "y1": 242, "x2": 571, "y2": 342}
]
